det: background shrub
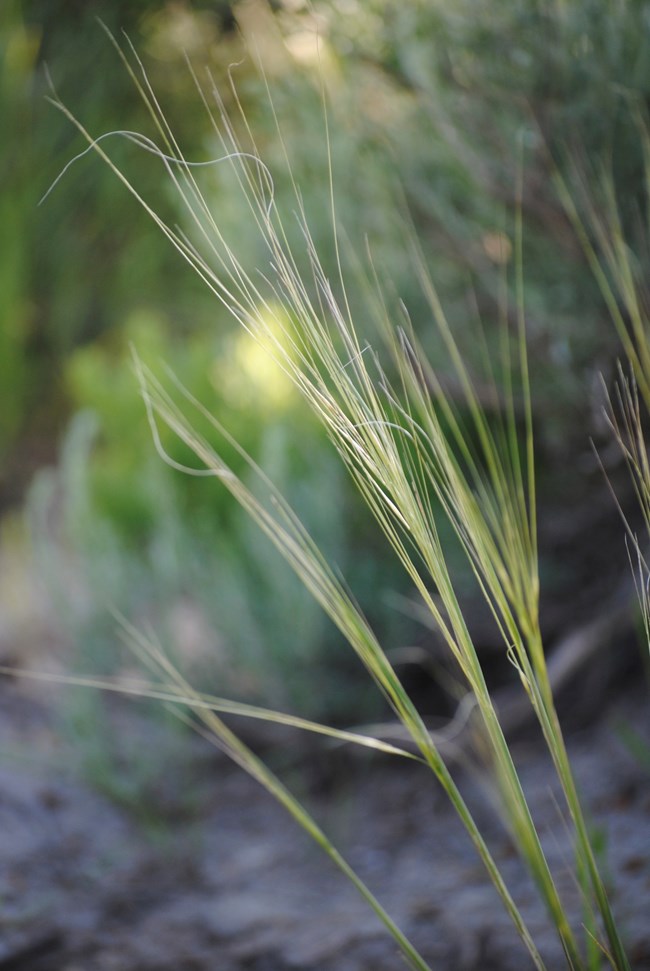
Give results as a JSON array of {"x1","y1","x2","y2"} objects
[{"x1": 13, "y1": 0, "x2": 650, "y2": 726}]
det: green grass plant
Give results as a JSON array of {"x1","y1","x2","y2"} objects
[
  {"x1": 41, "y1": 28, "x2": 640, "y2": 971},
  {"x1": 552, "y1": 130, "x2": 650, "y2": 663}
]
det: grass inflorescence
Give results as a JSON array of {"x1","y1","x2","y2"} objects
[{"x1": 41, "y1": 25, "x2": 647, "y2": 971}]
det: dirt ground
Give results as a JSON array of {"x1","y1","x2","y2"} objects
[
  {"x1": 0, "y1": 503, "x2": 648, "y2": 970},
  {"x1": 0, "y1": 666, "x2": 649, "y2": 971}
]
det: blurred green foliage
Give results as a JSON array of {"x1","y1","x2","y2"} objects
[
  {"x1": 0, "y1": 2, "x2": 43, "y2": 482},
  {"x1": 13, "y1": 0, "x2": 650, "y2": 725},
  {"x1": 318, "y1": 0, "x2": 650, "y2": 437},
  {"x1": 0, "y1": 0, "x2": 240, "y2": 502},
  {"x1": 54, "y1": 308, "x2": 384, "y2": 717}
]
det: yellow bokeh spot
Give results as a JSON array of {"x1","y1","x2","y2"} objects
[{"x1": 215, "y1": 304, "x2": 296, "y2": 413}]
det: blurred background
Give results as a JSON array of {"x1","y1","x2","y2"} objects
[{"x1": 1, "y1": 0, "x2": 649, "y2": 808}]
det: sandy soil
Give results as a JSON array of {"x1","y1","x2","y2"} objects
[{"x1": 0, "y1": 672, "x2": 649, "y2": 971}]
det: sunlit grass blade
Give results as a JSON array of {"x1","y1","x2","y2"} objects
[
  {"x1": 0, "y1": 663, "x2": 422, "y2": 762},
  {"x1": 134, "y1": 354, "x2": 549, "y2": 968}
]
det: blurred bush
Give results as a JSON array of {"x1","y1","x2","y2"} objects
[
  {"x1": 33, "y1": 304, "x2": 414, "y2": 720},
  {"x1": 0, "y1": 0, "x2": 240, "y2": 504},
  {"x1": 0, "y1": 3, "x2": 45, "y2": 494},
  {"x1": 19, "y1": 0, "x2": 650, "y2": 725},
  {"x1": 320, "y1": 0, "x2": 650, "y2": 443}
]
